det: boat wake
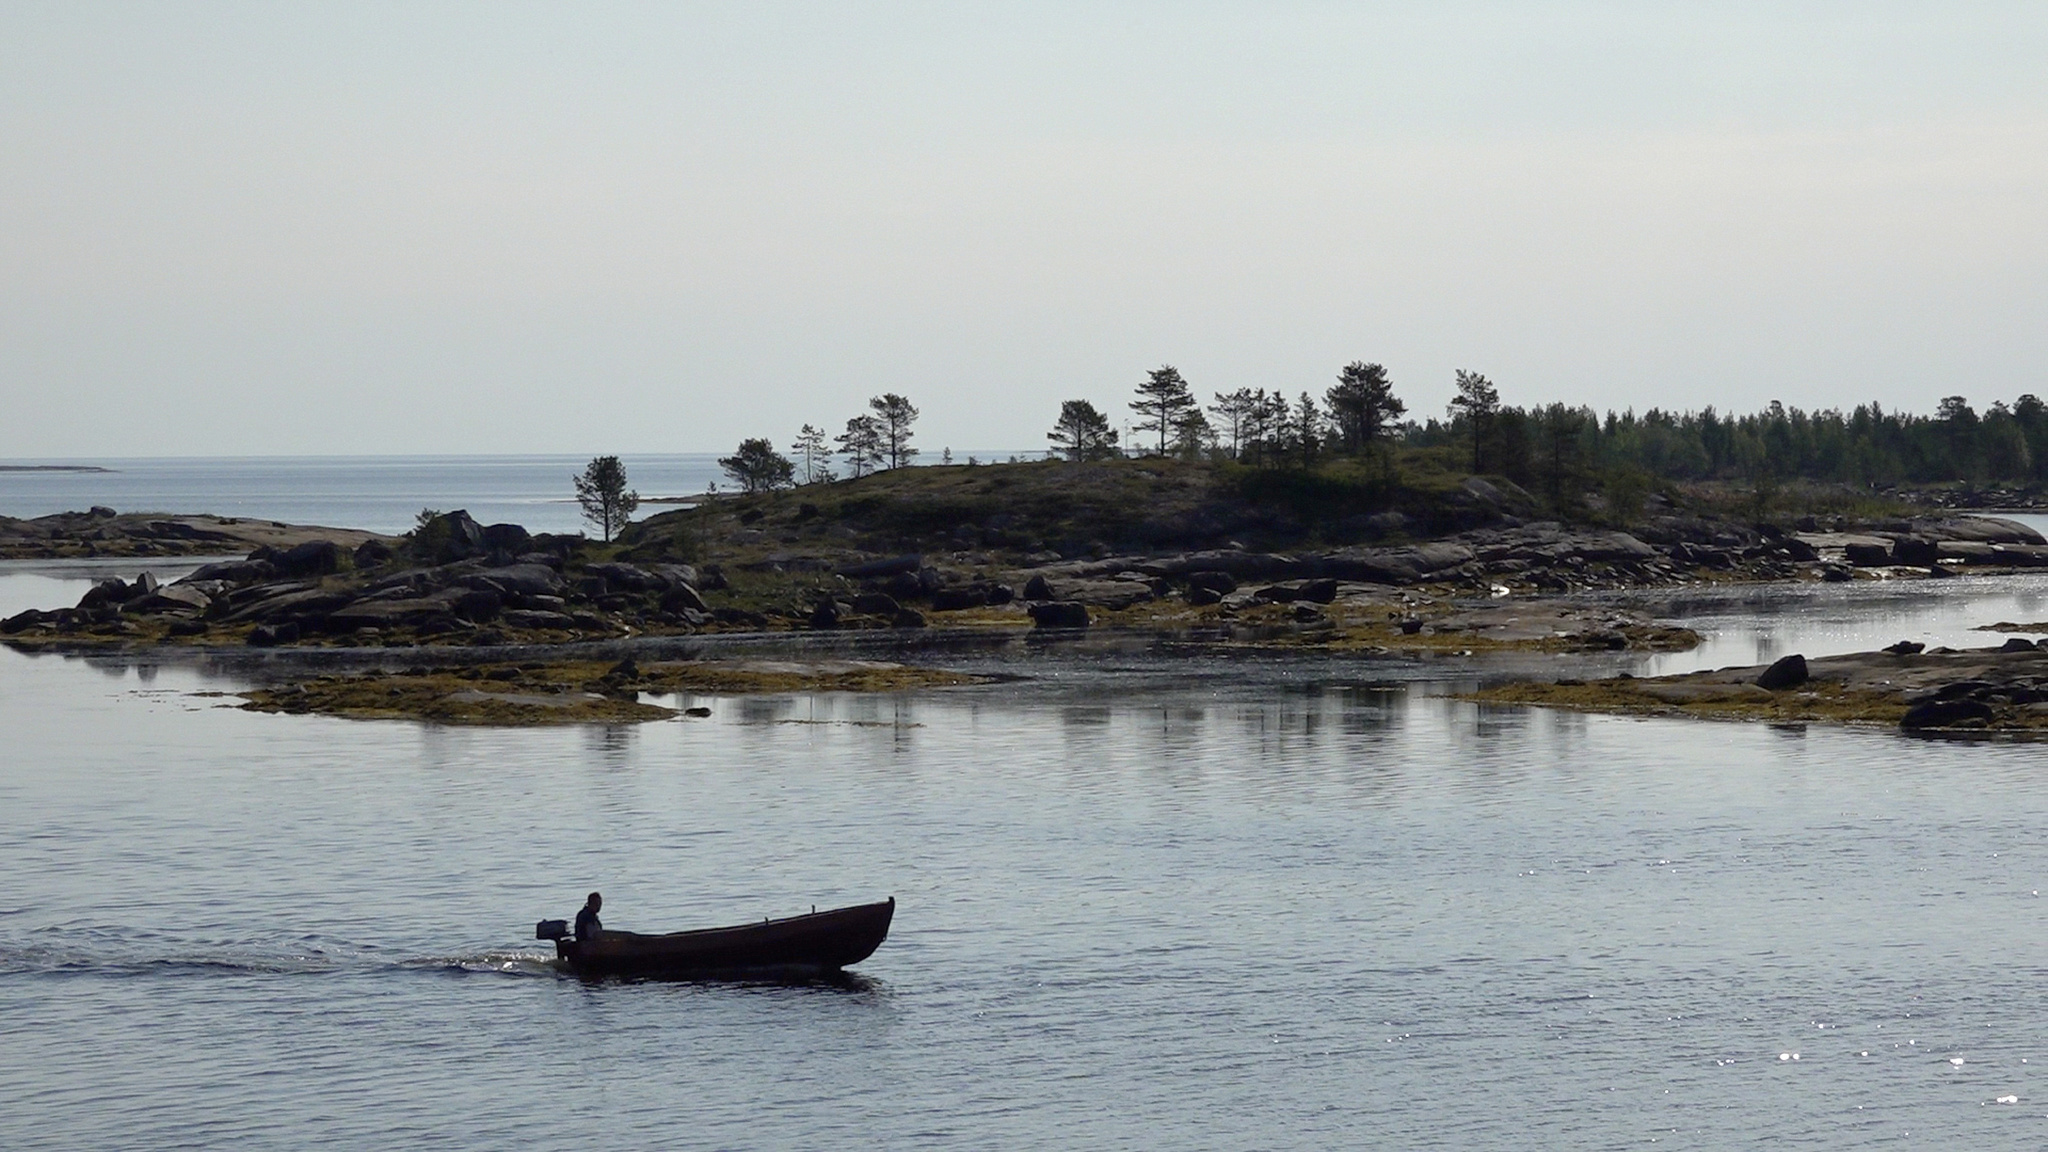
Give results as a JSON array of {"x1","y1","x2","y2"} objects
[{"x1": 0, "y1": 925, "x2": 563, "y2": 981}]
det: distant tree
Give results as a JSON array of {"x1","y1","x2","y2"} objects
[
  {"x1": 869, "y1": 393, "x2": 920, "y2": 469},
  {"x1": 1130, "y1": 365, "x2": 1197, "y2": 455},
  {"x1": 791, "y1": 424, "x2": 835, "y2": 484},
  {"x1": 1048, "y1": 399, "x2": 1121, "y2": 461},
  {"x1": 837, "y1": 415, "x2": 883, "y2": 478},
  {"x1": 1325, "y1": 362, "x2": 1406, "y2": 454},
  {"x1": 720, "y1": 438, "x2": 797, "y2": 493},
  {"x1": 1288, "y1": 392, "x2": 1323, "y2": 468},
  {"x1": 1937, "y1": 395, "x2": 1981, "y2": 481},
  {"x1": 1172, "y1": 407, "x2": 1215, "y2": 459},
  {"x1": 1209, "y1": 389, "x2": 1256, "y2": 458},
  {"x1": 1534, "y1": 403, "x2": 1589, "y2": 511},
  {"x1": 573, "y1": 455, "x2": 640, "y2": 542},
  {"x1": 1238, "y1": 388, "x2": 1289, "y2": 466},
  {"x1": 1448, "y1": 370, "x2": 1501, "y2": 473}
]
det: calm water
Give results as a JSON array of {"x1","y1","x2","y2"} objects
[
  {"x1": 0, "y1": 453, "x2": 1034, "y2": 536},
  {"x1": 4, "y1": 561, "x2": 2048, "y2": 1149}
]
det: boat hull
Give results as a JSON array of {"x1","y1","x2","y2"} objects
[{"x1": 555, "y1": 898, "x2": 894, "y2": 979}]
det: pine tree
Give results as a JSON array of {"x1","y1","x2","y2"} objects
[
  {"x1": 1449, "y1": 370, "x2": 1501, "y2": 473},
  {"x1": 1048, "y1": 399, "x2": 1121, "y2": 461},
  {"x1": 1208, "y1": 389, "x2": 1256, "y2": 459},
  {"x1": 791, "y1": 424, "x2": 835, "y2": 484},
  {"x1": 1130, "y1": 365, "x2": 1197, "y2": 455},
  {"x1": 869, "y1": 393, "x2": 920, "y2": 469},
  {"x1": 1325, "y1": 362, "x2": 1405, "y2": 454},
  {"x1": 836, "y1": 415, "x2": 883, "y2": 478},
  {"x1": 572, "y1": 455, "x2": 639, "y2": 542},
  {"x1": 719, "y1": 438, "x2": 797, "y2": 493}
]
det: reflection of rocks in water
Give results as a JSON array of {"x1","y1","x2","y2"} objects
[
  {"x1": 737, "y1": 697, "x2": 795, "y2": 724},
  {"x1": 1061, "y1": 705, "x2": 1113, "y2": 728}
]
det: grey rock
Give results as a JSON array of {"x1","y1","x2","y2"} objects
[
  {"x1": 1754, "y1": 654, "x2": 1810, "y2": 691},
  {"x1": 1901, "y1": 697, "x2": 1995, "y2": 729},
  {"x1": 1027, "y1": 601, "x2": 1090, "y2": 628}
]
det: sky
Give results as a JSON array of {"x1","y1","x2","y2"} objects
[{"x1": 3, "y1": 2, "x2": 2047, "y2": 458}]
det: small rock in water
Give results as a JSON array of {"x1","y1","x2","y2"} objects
[{"x1": 1883, "y1": 640, "x2": 1925, "y2": 655}]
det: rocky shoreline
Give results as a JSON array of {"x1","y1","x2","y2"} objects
[
  {"x1": 4, "y1": 497, "x2": 2047, "y2": 723},
  {"x1": 5, "y1": 508, "x2": 2044, "y2": 657},
  {"x1": 1463, "y1": 642, "x2": 2048, "y2": 733}
]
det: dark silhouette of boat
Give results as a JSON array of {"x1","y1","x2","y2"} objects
[{"x1": 536, "y1": 898, "x2": 894, "y2": 979}]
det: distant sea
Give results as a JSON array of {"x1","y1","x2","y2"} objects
[{"x1": 0, "y1": 453, "x2": 1030, "y2": 536}]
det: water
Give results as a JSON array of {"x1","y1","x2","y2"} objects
[
  {"x1": 0, "y1": 452, "x2": 1036, "y2": 536},
  {"x1": 5, "y1": 562, "x2": 2048, "y2": 1149},
  {"x1": 0, "y1": 455, "x2": 733, "y2": 536}
]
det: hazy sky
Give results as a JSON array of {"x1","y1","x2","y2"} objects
[{"x1": 4, "y1": 2, "x2": 2046, "y2": 457}]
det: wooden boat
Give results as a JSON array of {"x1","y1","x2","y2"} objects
[{"x1": 538, "y1": 898, "x2": 894, "y2": 978}]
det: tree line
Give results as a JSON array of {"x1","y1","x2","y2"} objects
[{"x1": 649, "y1": 364, "x2": 2048, "y2": 537}]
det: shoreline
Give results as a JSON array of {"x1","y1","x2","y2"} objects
[{"x1": 1462, "y1": 642, "x2": 2048, "y2": 733}]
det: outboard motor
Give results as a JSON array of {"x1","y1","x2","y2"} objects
[{"x1": 535, "y1": 919, "x2": 569, "y2": 941}]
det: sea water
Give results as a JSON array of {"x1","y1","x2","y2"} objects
[{"x1": 3, "y1": 563, "x2": 2046, "y2": 1149}]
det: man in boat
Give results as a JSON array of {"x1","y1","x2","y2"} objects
[{"x1": 573, "y1": 892, "x2": 603, "y2": 941}]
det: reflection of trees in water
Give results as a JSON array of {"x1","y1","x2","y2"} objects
[{"x1": 583, "y1": 723, "x2": 636, "y2": 765}]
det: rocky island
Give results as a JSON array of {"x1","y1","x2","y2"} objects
[{"x1": 5, "y1": 458, "x2": 2047, "y2": 725}]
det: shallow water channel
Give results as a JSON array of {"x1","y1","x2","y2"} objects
[{"x1": 3, "y1": 562, "x2": 2046, "y2": 1149}]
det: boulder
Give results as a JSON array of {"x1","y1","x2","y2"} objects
[
  {"x1": 471, "y1": 563, "x2": 567, "y2": 599},
  {"x1": 132, "y1": 571, "x2": 160, "y2": 596},
  {"x1": 930, "y1": 587, "x2": 989, "y2": 612},
  {"x1": 985, "y1": 583, "x2": 1015, "y2": 606},
  {"x1": 1027, "y1": 601, "x2": 1090, "y2": 629},
  {"x1": 808, "y1": 599, "x2": 842, "y2": 630},
  {"x1": 891, "y1": 608, "x2": 928, "y2": 629},
  {"x1": 1999, "y1": 637, "x2": 2039, "y2": 652},
  {"x1": 1022, "y1": 574, "x2": 1054, "y2": 601},
  {"x1": 585, "y1": 562, "x2": 660, "y2": 591},
  {"x1": 1937, "y1": 541, "x2": 1996, "y2": 564},
  {"x1": 1901, "y1": 697, "x2": 1996, "y2": 729},
  {"x1": 178, "y1": 559, "x2": 275, "y2": 586},
  {"x1": 353, "y1": 539, "x2": 395, "y2": 568},
  {"x1": 1186, "y1": 586, "x2": 1222, "y2": 607},
  {"x1": 1882, "y1": 640, "x2": 1925, "y2": 655},
  {"x1": 224, "y1": 587, "x2": 356, "y2": 625},
  {"x1": 127, "y1": 584, "x2": 213, "y2": 615},
  {"x1": 1843, "y1": 542, "x2": 1892, "y2": 567},
  {"x1": 1186, "y1": 570, "x2": 1237, "y2": 595},
  {"x1": 649, "y1": 563, "x2": 700, "y2": 589},
  {"x1": 480, "y1": 522, "x2": 532, "y2": 554},
  {"x1": 1, "y1": 609, "x2": 49, "y2": 634},
  {"x1": 1889, "y1": 536, "x2": 1940, "y2": 566},
  {"x1": 884, "y1": 571, "x2": 924, "y2": 601},
  {"x1": 1924, "y1": 516, "x2": 2046, "y2": 546},
  {"x1": 77, "y1": 578, "x2": 131, "y2": 611},
  {"x1": 1754, "y1": 653, "x2": 1810, "y2": 690},
  {"x1": 851, "y1": 592, "x2": 902, "y2": 616},
  {"x1": 418, "y1": 510, "x2": 486, "y2": 563},
  {"x1": 659, "y1": 584, "x2": 709, "y2": 614},
  {"x1": 279, "y1": 540, "x2": 342, "y2": 577}
]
